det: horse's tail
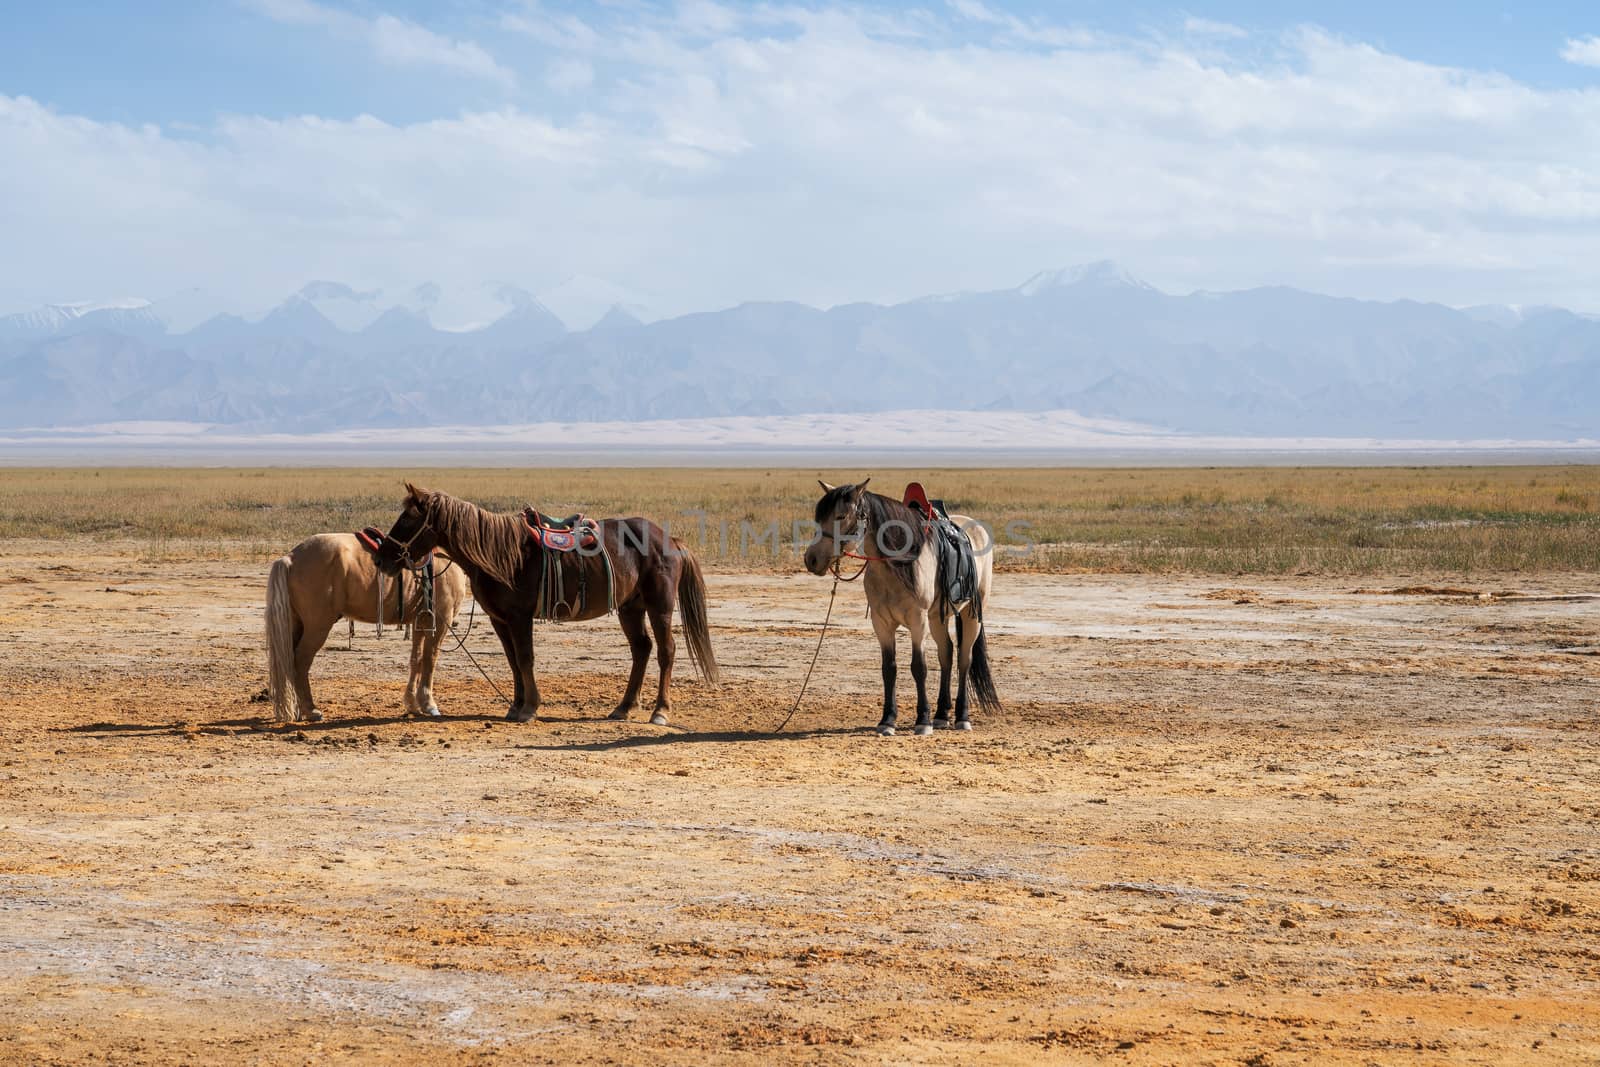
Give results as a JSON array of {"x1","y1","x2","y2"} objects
[
  {"x1": 674, "y1": 539, "x2": 720, "y2": 685},
  {"x1": 967, "y1": 596, "x2": 1001, "y2": 715},
  {"x1": 265, "y1": 556, "x2": 298, "y2": 722}
]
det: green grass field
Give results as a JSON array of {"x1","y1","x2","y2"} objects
[{"x1": 3, "y1": 466, "x2": 1598, "y2": 574}]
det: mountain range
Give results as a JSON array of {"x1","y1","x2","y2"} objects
[{"x1": 1, "y1": 263, "x2": 1596, "y2": 437}]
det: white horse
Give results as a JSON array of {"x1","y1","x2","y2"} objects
[
  {"x1": 265, "y1": 532, "x2": 469, "y2": 723},
  {"x1": 804, "y1": 479, "x2": 999, "y2": 736}
]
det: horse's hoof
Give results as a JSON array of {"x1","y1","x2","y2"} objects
[
  {"x1": 650, "y1": 712, "x2": 668, "y2": 727},
  {"x1": 954, "y1": 720, "x2": 972, "y2": 731},
  {"x1": 504, "y1": 706, "x2": 520, "y2": 721},
  {"x1": 422, "y1": 706, "x2": 441, "y2": 719},
  {"x1": 914, "y1": 724, "x2": 934, "y2": 736},
  {"x1": 304, "y1": 709, "x2": 324, "y2": 723},
  {"x1": 608, "y1": 708, "x2": 631, "y2": 721},
  {"x1": 877, "y1": 725, "x2": 895, "y2": 737}
]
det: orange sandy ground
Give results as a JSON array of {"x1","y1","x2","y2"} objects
[{"x1": 2, "y1": 541, "x2": 1598, "y2": 1065}]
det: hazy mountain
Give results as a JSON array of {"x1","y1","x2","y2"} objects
[
  {"x1": 538, "y1": 274, "x2": 658, "y2": 331},
  {"x1": 293, "y1": 281, "x2": 385, "y2": 332},
  {"x1": 398, "y1": 282, "x2": 542, "y2": 333},
  {"x1": 1, "y1": 264, "x2": 1596, "y2": 438}
]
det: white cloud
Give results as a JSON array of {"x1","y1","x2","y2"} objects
[
  {"x1": 247, "y1": 0, "x2": 515, "y2": 86},
  {"x1": 1561, "y1": 35, "x2": 1600, "y2": 67},
  {"x1": 1183, "y1": 16, "x2": 1248, "y2": 39},
  {"x1": 546, "y1": 57, "x2": 595, "y2": 94},
  {"x1": 5, "y1": 7, "x2": 1600, "y2": 316}
]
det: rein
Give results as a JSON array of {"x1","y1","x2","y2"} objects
[
  {"x1": 438, "y1": 597, "x2": 512, "y2": 707},
  {"x1": 773, "y1": 572, "x2": 842, "y2": 733}
]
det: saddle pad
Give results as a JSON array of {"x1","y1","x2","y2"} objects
[
  {"x1": 523, "y1": 508, "x2": 599, "y2": 553},
  {"x1": 933, "y1": 516, "x2": 977, "y2": 612}
]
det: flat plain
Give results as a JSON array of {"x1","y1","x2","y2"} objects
[{"x1": 2, "y1": 468, "x2": 1598, "y2": 1064}]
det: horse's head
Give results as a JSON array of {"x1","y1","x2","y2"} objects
[
  {"x1": 804, "y1": 478, "x2": 870, "y2": 576},
  {"x1": 382, "y1": 482, "x2": 440, "y2": 564}
]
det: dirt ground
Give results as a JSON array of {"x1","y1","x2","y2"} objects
[{"x1": 2, "y1": 541, "x2": 1598, "y2": 1065}]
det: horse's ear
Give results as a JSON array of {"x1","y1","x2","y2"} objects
[
  {"x1": 818, "y1": 479, "x2": 835, "y2": 493},
  {"x1": 856, "y1": 477, "x2": 871, "y2": 493},
  {"x1": 403, "y1": 481, "x2": 420, "y2": 499}
]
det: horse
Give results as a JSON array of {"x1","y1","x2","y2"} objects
[
  {"x1": 381, "y1": 483, "x2": 718, "y2": 726},
  {"x1": 264, "y1": 532, "x2": 469, "y2": 723},
  {"x1": 804, "y1": 479, "x2": 999, "y2": 736}
]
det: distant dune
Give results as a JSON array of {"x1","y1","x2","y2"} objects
[{"x1": 4, "y1": 410, "x2": 1595, "y2": 466}]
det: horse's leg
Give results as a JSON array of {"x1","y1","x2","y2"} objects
[
  {"x1": 871, "y1": 609, "x2": 899, "y2": 737},
  {"x1": 646, "y1": 603, "x2": 676, "y2": 728},
  {"x1": 292, "y1": 616, "x2": 335, "y2": 723},
  {"x1": 506, "y1": 614, "x2": 541, "y2": 723},
  {"x1": 407, "y1": 619, "x2": 443, "y2": 718},
  {"x1": 610, "y1": 605, "x2": 651, "y2": 721},
  {"x1": 490, "y1": 616, "x2": 525, "y2": 719},
  {"x1": 933, "y1": 612, "x2": 954, "y2": 726},
  {"x1": 954, "y1": 610, "x2": 978, "y2": 731},
  {"x1": 908, "y1": 612, "x2": 933, "y2": 736}
]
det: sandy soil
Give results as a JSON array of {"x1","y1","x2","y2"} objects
[{"x1": 2, "y1": 540, "x2": 1598, "y2": 1064}]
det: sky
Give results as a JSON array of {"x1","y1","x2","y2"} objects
[{"x1": 3, "y1": 0, "x2": 1600, "y2": 318}]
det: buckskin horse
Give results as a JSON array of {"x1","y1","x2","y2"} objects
[
  {"x1": 265, "y1": 530, "x2": 469, "y2": 723},
  {"x1": 382, "y1": 484, "x2": 718, "y2": 726},
  {"x1": 805, "y1": 479, "x2": 999, "y2": 735}
]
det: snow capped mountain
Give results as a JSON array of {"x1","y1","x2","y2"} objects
[
  {"x1": 1018, "y1": 260, "x2": 1156, "y2": 295},
  {"x1": 0, "y1": 298, "x2": 155, "y2": 340},
  {"x1": 3, "y1": 263, "x2": 1598, "y2": 439},
  {"x1": 538, "y1": 275, "x2": 657, "y2": 331},
  {"x1": 398, "y1": 281, "x2": 543, "y2": 332},
  {"x1": 289, "y1": 281, "x2": 385, "y2": 332}
]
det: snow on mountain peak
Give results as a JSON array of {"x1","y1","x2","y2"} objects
[
  {"x1": 1018, "y1": 260, "x2": 1156, "y2": 296},
  {"x1": 398, "y1": 281, "x2": 538, "y2": 332},
  {"x1": 289, "y1": 280, "x2": 385, "y2": 332}
]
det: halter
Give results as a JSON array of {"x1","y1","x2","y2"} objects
[
  {"x1": 390, "y1": 513, "x2": 434, "y2": 567},
  {"x1": 821, "y1": 493, "x2": 925, "y2": 576},
  {"x1": 373, "y1": 508, "x2": 445, "y2": 637}
]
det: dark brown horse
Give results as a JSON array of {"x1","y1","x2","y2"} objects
[{"x1": 383, "y1": 484, "x2": 718, "y2": 725}]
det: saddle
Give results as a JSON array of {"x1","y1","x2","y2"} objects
[
  {"x1": 522, "y1": 507, "x2": 600, "y2": 553},
  {"x1": 903, "y1": 483, "x2": 977, "y2": 614},
  {"x1": 521, "y1": 506, "x2": 614, "y2": 620},
  {"x1": 352, "y1": 526, "x2": 436, "y2": 636}
]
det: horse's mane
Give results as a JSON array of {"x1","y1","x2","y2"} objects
[
  {"x1": 817, "y1": 484, "x2": 926, "y2": 588},
  {"x1": 416, "y1": 488, "x2": 526, "y2": 587}
]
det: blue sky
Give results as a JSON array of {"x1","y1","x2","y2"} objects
[
  {"x1": 7, "y1": 2, "x2": 1600, "y2": 126},
  {"x1": 3, "y1": 1, "x2": 1600, "y2": 316}
]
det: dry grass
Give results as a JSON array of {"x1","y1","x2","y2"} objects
[{"x1": 2, "y1": 465, "x2": 1598, "y2": 574}]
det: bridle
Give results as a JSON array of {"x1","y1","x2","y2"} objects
[
  {"x1": 817, "y1": 494, "x2": 921, "y2": 580},
  {"x1": 390, "y1": 507, "x2": 435, "y2": 568},
  {"x1": 381, "y1": 504, "x2": 455, "y2": 636}
]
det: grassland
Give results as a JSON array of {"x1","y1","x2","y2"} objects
[{"x1": 2, "y1": 465, "x2": 1598, "y2": 574}]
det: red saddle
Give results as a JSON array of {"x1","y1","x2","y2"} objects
[
  {"x1": 903, "y1": 482, "x2": 935, "y2": 521},
  {"x1": 523, "y1": 507, "x2": 599, "y2": 553}
]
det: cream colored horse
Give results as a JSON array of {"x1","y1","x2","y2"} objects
[
  {"x1": 265, "y1": 533, "x2": 469, "y2": 723},
  {"x1": 804, "y1": 479, "x2": 999, "y2": 736}
]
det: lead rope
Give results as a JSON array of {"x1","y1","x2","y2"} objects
[
  {"x1": 438, "y1": 597, "x2": 512, "y2": 706},
  {"x1": 773, "y1": 569, "x2": 843, "y2": 734}
]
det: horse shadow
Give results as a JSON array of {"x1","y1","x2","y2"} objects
[
  {"x1": 514, "y1": 724, "x2": 865, "y2": 752},
  {"x1": 61, "y1": 712, "x2": 860, "y2": 744},
  {"x1": 61, "y1": 711, "x2": 509, "y2": 737}
]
